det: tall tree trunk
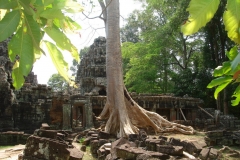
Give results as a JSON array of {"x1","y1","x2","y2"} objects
[{"x1": 98, "y1": 0, "x2": 194, "y2": 137}]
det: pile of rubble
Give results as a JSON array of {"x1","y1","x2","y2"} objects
[
  {"x1": 76, "y1": 129, "x2": 234, "y2": 160},
  {"x1": 205, "y1": 130, "x2": 240, "y2": 146},
  {"x1": 19, "y1": 123, "x2": 84, "y2": 160}
]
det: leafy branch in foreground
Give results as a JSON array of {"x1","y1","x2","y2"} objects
[
  {"x1": 182, "y1": 0, "x2": 240, "y2": 106},
  {"x1": 0, "y1": 0, "x2": 83, "y2": 89}
]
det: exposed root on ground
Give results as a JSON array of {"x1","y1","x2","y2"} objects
[{"x1": 98, "y1": 88, "x2": 194, "y2": 137}]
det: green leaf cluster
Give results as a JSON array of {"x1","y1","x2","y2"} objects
[
  {"x1": 0, "y1": 0, "x2": 83, "y2": 89},
  {"x1": 206, "y1": 47, "x2": 240, "y2": 106},
  {"x1": 182, "y1": 0, "x2": 240, "y2": 105}
]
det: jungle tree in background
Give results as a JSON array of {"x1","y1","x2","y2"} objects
[
  {"x1": 121, "y1": 0, "x2": 207, "y2": 96},
  {"x1": 47, "y1": 73, "x2": 68, "y2": 92},
  {"x1": 182, "y1": 0, "x2": 240, "y2": 115},
  {"x1": 201, "y1": 0, "x2": 234, "y2": 114}
]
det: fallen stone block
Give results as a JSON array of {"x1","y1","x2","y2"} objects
[
  {"x1": 146, "y1": 139, "x2": 165, "y2": 151},
  {"x1": 23, "y1": 135, "x2": 83, "y2": 160},
  {"x1": 90, "y1": 140, "x2": 99, "y2": 157},
  {"x1": 35, "y1": 129, "x2": 58, "y2": 139},
  {"x1": 40, "y1": 123, "x2": 51, "y2": 130},
  {"x1": 157, "y1": 145, "x2": 183, "y2": 156},
  {"x1": 116, "y1": 145, "x2": 169, "y2": 160},
  {"x1": 199, "y1": 148, "x2": 210, "y2": 160},
  {"x1": 208, "y1": 148, "x2": 218, "y2": 159},
  {"x1": 80, "y1": 145, "x2": 86, "y2": 152}
]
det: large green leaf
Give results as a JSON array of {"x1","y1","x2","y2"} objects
[
  {"x1": 43, "y1": 40, "x2": 73, "y2": 84},
  {"x1": 0, "y1": 10, "x2": 20, "y2": 42},
  {"x1": 223, "y1": 0, "x2": 240, "y2": 44},
  {"x1": 61, "y1": 16, "x2": 81, "y2": 33},
  {"x1": 12, "y1": 68, "x2": 25, "y2": 90},
  {"x1": 207, "y1": 76, "x2": 233, "y2": 88},
  {"x1": 24, "y1": 12, "x2": 41, "y2": 50},
  {"x1": 0, "y1": 0, "x2": 18, "y2": 9},
  {"x1": 40, "y1": 8, "x2": 65, "y2": 19},
  {"x1": 213, "y1": 62, "x2": 231, "y2": 77},
  {"x1": 181, "y1": 0, "x2": 220, "y2": 35},
  {"x1": 44, "y1": 26, "x2": 80, "y2": 62},
  {"x1": 8, "y1": 27, "x2": 34, "y2": 89},
  {"x1": 231, "y1": 85, "x2": 240, "y2": 106},
  {"x1": 226, "y1": 46, "x2": 238, "y2": 60},
  {"x1": 214, "y1": 80, "x2": 232, "y2": 99}
]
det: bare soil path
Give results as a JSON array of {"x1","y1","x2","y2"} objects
[{"x1": 0, "y1": 145, "x2": 25, "y2": 160}]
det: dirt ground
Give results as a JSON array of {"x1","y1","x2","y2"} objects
[{"x1": 0, "y1": 145, "x2": 25, "y2": 160}]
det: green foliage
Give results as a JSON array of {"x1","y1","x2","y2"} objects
[
  {"x1": 47, "y1": 73, "x2": 68, "y2": 92},
  {"x1": 120, "y1": 12, "x2": 141, "y2": 43},
  {"x1": 122, "y1": 42, "x2": 160, "y2": 93},
  {"x1": 183, "y1": 0, "x2": 240, "y2": 106},
  {"x1": 78, "y1": 137, "x2": 85, "y2": 143},
  {"x1": 223, "y1": 0, "x2": 240, "y2": 44},
  {"x1": 122, "y1": 0, "x2": 205, "y2": 95},
  {"x1": 0, "y1": 0, "x2": 83, "y2": 89},
  {"x1": 8, "y1": 26, "x2": 34, "y2": 88},
  {"x1": 0, "y1": 10, "x2": 20, "y2": 42},
  {"x1": 181, "y1": 0, "x2": 220, "y2": 35},
  {"x1": 206, "y1": 47, "x2": 240, "y2": 105}
]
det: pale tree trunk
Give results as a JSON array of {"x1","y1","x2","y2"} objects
[{"x1": 98, "y1": 0, "x2": 194, "y2": 137}]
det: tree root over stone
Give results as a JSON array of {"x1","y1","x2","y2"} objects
[{"x1": 98, "y1": 88, "x2": 194, "y2": 137}]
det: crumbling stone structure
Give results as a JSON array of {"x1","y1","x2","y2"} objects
[
  {"x1": 0, "y1": 38, "x2": 15, "y2": 130},
  {"x1": 76, "y1": 36, "x2": 107, "y2": 96},
  {"x1": 0, "y1": 36, "x2": 239, "y2": 141},
  {"x1": 20, "y1": 123, "x2": 84, "y2": 160}
]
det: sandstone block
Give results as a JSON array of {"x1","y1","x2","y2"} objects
[
  {"x1": 157, "y1": 145, "x2": 183, "y2": 156},
  {"x1": 199, "y1": 148, "x2": 210, "y2": 160}
]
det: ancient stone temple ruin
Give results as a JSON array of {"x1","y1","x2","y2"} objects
[
  {"x1": 0, "y1": 37, "x2": 239, "y2": 144},
  {"x1": 71, "y1": 37, "x2": 204, "y2": 130}
]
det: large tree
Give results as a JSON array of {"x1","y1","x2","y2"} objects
[
  {"x1": 97, "y1": 0, "x2": 194, "y2": 137},
  {"x1": 0, "y1": 0, "x2": 194, "y2": 137}
]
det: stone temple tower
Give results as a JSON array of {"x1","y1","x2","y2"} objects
[{"x1": 76, "y1": 37, "x2": 107, "y2": 96}]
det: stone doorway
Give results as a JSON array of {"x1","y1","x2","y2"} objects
[{"x1": 72, "y1": 104, "x2": 85, "y2": 129}]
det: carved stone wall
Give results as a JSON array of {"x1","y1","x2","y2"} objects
[
  {"x1": 76, "y1": 36, "x2": 107, "y2": 96},
  {"x1": 13, "y1": 84, "x2": 52, "y2": 132},
  {"x1": 0, "y1": 38, "x2": 14, "y2": 130}
]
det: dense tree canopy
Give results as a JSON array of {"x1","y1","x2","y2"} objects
[{"x1": 121, "y1": 0, "x2": 205, "y2": 95}]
